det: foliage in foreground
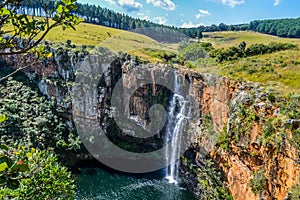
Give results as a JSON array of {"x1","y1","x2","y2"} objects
[
  {"x1": 0, "y1": 144, "x2": 75, "y2": 199},
  {"x1": 0, "y1": 0, "x2": 82, "y2": 56}
]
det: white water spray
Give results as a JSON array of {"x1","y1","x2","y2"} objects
[{"x1": 165, "y1": 71, "x2": 189, "y2": 184}]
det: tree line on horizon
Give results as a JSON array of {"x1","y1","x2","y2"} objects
[{"x1": 19, "y1": 1, "x2": 300, "y2": 39}]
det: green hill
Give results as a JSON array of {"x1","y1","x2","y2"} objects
[
  {"x1": 202, "y1": 31, "x2": 300, "y2": 48},
  {"x1": 194, "y1": 31, "x2": 300, "y2": 94}
]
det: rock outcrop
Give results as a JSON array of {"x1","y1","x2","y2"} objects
[{"x1": 1, "y1": 49, "x2": 299, "y2": 199}]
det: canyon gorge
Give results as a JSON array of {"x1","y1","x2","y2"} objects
[{"x1": 1, "y1": 47, "x2": 299, "y2": 200}]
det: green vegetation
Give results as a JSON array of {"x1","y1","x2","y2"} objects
[
  {"x1": 202, "y1": 31, "x2": 300, "y2": 48},
  {"x1": 196, "y1": 160, "x2": 233, "y2": 200},
  {"x1": 141, "y1": 48, "x2": 177, "y2": 63},
  {"x1": 217, "y1": 128, "x2": 231, "y2": 152},
  {"x1": 0, "y1": 145, "x2": 75, "y2": 199},
  {"x1": 249, "y1": 169, "x2": 267, "y2": 194},
  {"x1": 177, "y1": 41, "x2": 217, "y2": 69},
  {"x1": 0, "y1": 0, "x2": 81, "y2": 56},
  {"x1": 249, "y1": 18, "x2": 300, "y2": 38},
  {"x1": 179, "y1": 42, "x2": 208, "y2": 62},
  {"x1": 210, "y1": 42, "x2": 297, "y2": 62},
  {"x1": 0, "y1": 1, "x2": 80, "y2": 198},
  {"x1": 290, "y1": 176, "x2": 300, "y2": 200},
  {"x1": 182, "y1": 156, "x2": 233, "y2": 200},
  {"x1": 218, "y1": 50, "x2": 300, "y2": 94},
  {"x1": 259, "y1": 118, "x2": 284, "y2": 149},
  {"x1": 0, "y1": 79, "x2": 81, "y2": 152},
  {"x1": 181, "y1": 31, "x2": 300, "y2": 94}
]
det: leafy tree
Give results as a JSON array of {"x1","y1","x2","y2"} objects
[
  {"x1": 248, "y1": 17, "x2": 300, "y2": 38},
  {"x1": 179, "y1": 42, "x2": 208, "y2": 62},
  {"x1": 0, "y1": 144, "x2": 75, "y2": 199},
  {"x1": 0, "y1": 0, "x2": 81, "y2": 55}
]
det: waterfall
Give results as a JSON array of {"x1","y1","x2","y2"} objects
[{"x1": 165, "y1": 71, "x2": 188, "y2": 184}]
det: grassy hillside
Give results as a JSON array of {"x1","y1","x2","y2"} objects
[
  {"x1": 45, "y1": 23, "x2": 122, "y2": 46},
  {"x1": 183, "y1": 31, "x2": 300, "y2": 94},
  {"x1": 202, "y1": 31, "x2": 300, "y2": 48},
  {"x1": 218, "y1": 49, "x2": 300, "y2": 94},
  {"x1": 4, "y1": 20, "x2": 174, "y2": 60},
  {"x1": 45, "y1": 23, "x2": 170, "y2": 55}
]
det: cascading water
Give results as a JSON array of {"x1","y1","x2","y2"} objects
[{"x1": 165, "y1": 71, "x2": 189, "y2": 184}]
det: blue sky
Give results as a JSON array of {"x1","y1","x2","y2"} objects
[{"x1": 77, "y1": 0, "x2": 300, "y2": 28}]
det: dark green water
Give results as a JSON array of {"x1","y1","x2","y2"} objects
[{"x1": 75, "y1": 168, "x2": 196, "y2": 200}]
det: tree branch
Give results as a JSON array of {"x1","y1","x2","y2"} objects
[
  {"x1": 0, "y1": 59, "x2": 38, "y2": 82},
  {"x1": 0, "y1": 21, "x2": 62, "y2": 56},
  {"x1": 0, "y1": 0, "x2": 11, "y2": 9}
]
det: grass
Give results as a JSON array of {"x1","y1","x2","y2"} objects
[
  {"x1": 3, "y1": 20, "x2": 174, "y2": 58},
  {"x1": 189, "y1": 31, "x2": 300, "y2": 94},
  {"x1": 44, "y1": 23, "x2": 123, "y2": 46},
  {"x1": 100, "y1": 32, "x2": 162, "y2": 53},
  {"x1": 46, "y1": 23, "x2": 169, "y2": 55},
  {"x1": 202, "y1": 31, "x2": 300, "y2": 48},
  {"x1": 218, "y1": 49, "x2": 300, "y2": 94}
]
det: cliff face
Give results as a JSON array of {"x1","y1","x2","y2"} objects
[
  {"x1": 1, "y1": 50, "x2": 299, "y2": 199},
  {"x1": 181, "y1": 69, "x2": 300, "y2": 200}
]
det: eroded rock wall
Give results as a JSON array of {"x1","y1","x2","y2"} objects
[{"x1": 1, "y1": 51, "x2": 299, "y2": 199}]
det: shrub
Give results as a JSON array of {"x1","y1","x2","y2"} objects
[
  {"x1": 179, "y1": 43, "x2": 208, "y2": 62},
  {"x1": 290, "y1": 176, "x2": 300, "y2": 200},
  {"x1": 217, "y1": 128, "x2": 231, "y2": 152},
  {"x1": 249, "y1": 169, "x2": 266, "y2": 194},
  {"x1": 0, "y1": 145, "x2": 75, "y2": 199}
]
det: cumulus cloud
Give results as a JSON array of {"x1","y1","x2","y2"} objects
[
  {"x1": 153, "y1": 16, "x2": 167, "y2": 24},
  {"x1": 104, "y1": 0, "x2": 116, "y2": 5},
  {"x1": 146, "y1": 0, "x2": 176, "y2": 10},
  {"x1": 117, "y1": 0, "x2": 143, "y2": 12},
  {"x1": 137, "y1": 13, "x2": 150, "y2": 20},
  {"x1": 195, "y1": 9, "x2": 211, "y2": 19},
  {"x1": 181, "y1": 21, "x2": 204, "y2": 28},
  {"x1": 210, "y1": 0, "x2": 245, "y2": 7},
  {"x1": 274, "y1": 0, "x2": 280, "y2": 6},
  {"x1": 105, "y1": 0, "x2": 142, "y2": 12}
]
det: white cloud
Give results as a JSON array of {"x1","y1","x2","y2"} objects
[
  {"x1": 274, "y1": 0, "x2": 280, "y2": 6},
  {"x1": 146, "y1": 0, "x2": 176, "y2": 10},
  {"x1": 180, "y1": 21, "x2": 204, "y2": 28},
  {"x1": 195, "y1": 9, "x2": 211, "y2": 19},
  {"x1": 137, "y1": 13, "x2": 150, "y2": 20},
  {"x1": 153, "y1": 16, "x2": 167, "y2": 24},
  {"x1": 104, "y1": 0, "x2": 116, "y2": 5},
  {"x1": 210, "y1": 0, "x2": 245, "y2": 7},
  {"x1": 106, "y1": 0, "x2": 143, "y2": 12},
  {"x1": 117, "y1": 0, "x2": 143, "y2": 12}
]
